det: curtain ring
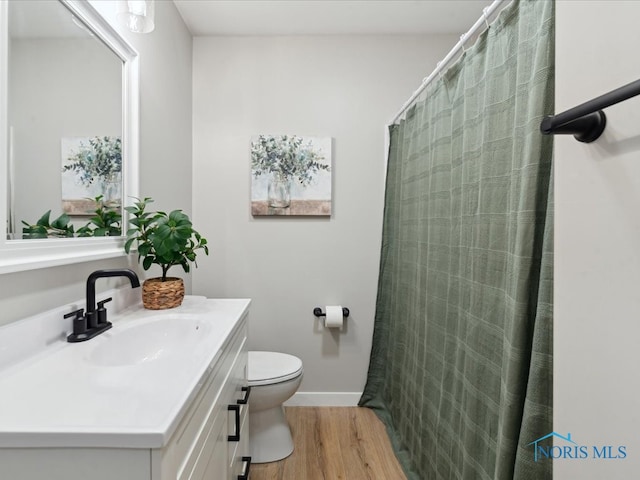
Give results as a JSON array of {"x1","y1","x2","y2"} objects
[
  {"x1": 460, "y1": 34, "x2": 467, "y2": 53},
  {"x1": 436, "y1": 61, "x2": 444, "y2": 81},
  {"x1": 482, "y1": 7, "x2": 490, "y2": 29}
]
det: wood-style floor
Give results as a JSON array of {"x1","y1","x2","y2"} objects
[{"x1": 251, "y1": 407, "x2": 407, "y2": 480}]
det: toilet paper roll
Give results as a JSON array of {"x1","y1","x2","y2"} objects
[{"x1": 325, "y1": 305, "x2": 344, "y2": 328}]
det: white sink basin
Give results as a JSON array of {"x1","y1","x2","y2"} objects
[
  {"x1": 0, "y1": 296, "x2": 251, "y2": 449},
  {"x1": 89, "y1": 316, "x2": 209, "y2": 367}
]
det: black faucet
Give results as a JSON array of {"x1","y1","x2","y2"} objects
[{"x1": 65, "y1": 269, "x2": 141, "y2": 343}]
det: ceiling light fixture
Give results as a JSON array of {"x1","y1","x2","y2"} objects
[{"x1": 117, "y1": 0, "x2": 155, "y2": 34}]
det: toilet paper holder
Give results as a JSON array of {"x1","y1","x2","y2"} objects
[{"x1": 313, "y1": 307, "x2": 350, "y2": 318}]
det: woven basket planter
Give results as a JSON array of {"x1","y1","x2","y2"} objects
[{"x1": 142, "y1": 277, "x2": 185, "y2": 310}]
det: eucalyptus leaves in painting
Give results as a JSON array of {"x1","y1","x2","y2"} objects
[
  {"x1": 61, "y1": 136, "x2": 122, "y2": 214},
  {"x1": 250, "y1": 134, "x2": 332, "y2": 216}
]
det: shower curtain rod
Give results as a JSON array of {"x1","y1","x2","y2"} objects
[{"x1": 390, "y1": 0, "x2": 511, "y2": 125}]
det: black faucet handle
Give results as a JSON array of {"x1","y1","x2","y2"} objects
[
  {"x1": 64, "y1": 308, "x2": 87, "y2": 336},
  {"x1": 64, "y1": 308, "x2": 84, "y2": 320},
  {"x1": 97, "y1": 297, "x2": 113, "y2": 308},
  {"x1": 97, "y1": 297, "x2": 113, "y2": 325}
]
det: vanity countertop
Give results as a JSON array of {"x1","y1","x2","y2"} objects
[{"x1": 0, "y1": 296, "x2": 250, "y2": 449}]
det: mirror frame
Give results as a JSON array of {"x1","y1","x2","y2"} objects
[{"x1": 0, "y1": 0, "x2": 139, "y2": 274}]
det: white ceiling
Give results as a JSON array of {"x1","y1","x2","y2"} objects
[{"x1": 172, "y1": 0, "x2": 494, "y2": 36}]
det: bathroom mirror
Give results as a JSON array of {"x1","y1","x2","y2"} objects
[{"x1": 0, "y1": 0, "x2": 139, "y2": 273}]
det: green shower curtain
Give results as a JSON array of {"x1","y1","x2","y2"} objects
[{"x1": 360, "y1": 1, "x2": 554, "y2": 479}]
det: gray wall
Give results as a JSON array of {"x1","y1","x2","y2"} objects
[
  {"x1": 555, "y1": 1, "x2": 640, "y2": 477},
  {"x1": 191, "y1": 35, "x2": 456, "y2": 396},
  {"x1": 0, "y1": 1, "x2": 193, "y2": 327}
]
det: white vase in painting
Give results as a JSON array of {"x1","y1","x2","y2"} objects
[
  {"x1": 101, "y1": 176, "x2": 121, "y2": 209},
  {"x1": 267, "y1": 172, "x2": 291, "y2": 208}
]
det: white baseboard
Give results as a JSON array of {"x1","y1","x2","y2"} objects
[{"x1": 284, "y1": 392, "x2": 363, "y2": 407}]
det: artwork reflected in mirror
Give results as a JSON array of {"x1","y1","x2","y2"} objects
[
  {"x1": 7, "y1": 0, "x2": 124, "y2": 239},
  {"x1": 61, "y1": 136, "x2": 122, "y2": 215}
]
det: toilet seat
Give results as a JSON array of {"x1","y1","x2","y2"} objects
[{"x1": 248, "y1": 351, "x2": 303, "y2": 386}]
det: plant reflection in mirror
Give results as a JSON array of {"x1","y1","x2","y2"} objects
[
  {"x1": 76, "y1": 195, "x2": 122, "y2": 237},
  {"x1": 21, "y1": 211, "x2": 75, "y2": 238},
  {"x1": 21, "y1": 195, "x2": 121, "y2": 239}
]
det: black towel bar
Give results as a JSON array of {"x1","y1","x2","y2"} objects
[{"x1": 540, "y1": 78, "x2": 640, "y2": 143}]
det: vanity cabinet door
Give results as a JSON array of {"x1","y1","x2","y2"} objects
[
  {"x1": 188, "y1": 329, "x2": 247, "y2": 480},
  {"x1": 228, "y1": 352, "x2": 250, "y2": 479},
  {"x1": 183, "y1": 406, "x2": 228, "y2": 480},
  {"x1": 152, "y1": 314, "x2": 248, "y2": 480},
  {"x1": 201, "y1": 433, "x2": 229, "y2": 479},
  {"x1": 230, "y1": 414, "x2": 250, "y2": 480}
]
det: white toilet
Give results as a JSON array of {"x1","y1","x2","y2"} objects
[{"x1": 248, "y1": 351, "x2": 303, "y2": 463}]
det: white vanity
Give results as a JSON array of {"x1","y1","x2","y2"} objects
[{"x1": 0, "y1": 296, "x2": 251, "y2": 480}]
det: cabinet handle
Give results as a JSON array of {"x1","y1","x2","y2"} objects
[
  {"x1": 237, "y1": 386, "x2": 251, "y2": 405},
  {"x1": 228, "y1": 404, "x2": 240, "y2": 442},
  {"x1": 238, "y1": 456, "x2": 251, "y2": 480}
]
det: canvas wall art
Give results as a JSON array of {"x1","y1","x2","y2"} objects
[
  {"x1": 61, "y1": 136, "x2": 122, "y2": 215},
  {"x1": 251, "y1": 134, "x2": 332, "y2": 216}
]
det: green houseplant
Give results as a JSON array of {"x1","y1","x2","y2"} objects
[{"x1": 124, "y1": 197, "x2": 209, "y2": 309}]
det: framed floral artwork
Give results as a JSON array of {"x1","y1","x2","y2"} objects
[{"x1": 250, "y1": 134, "x2": 332, "y2": 216}]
